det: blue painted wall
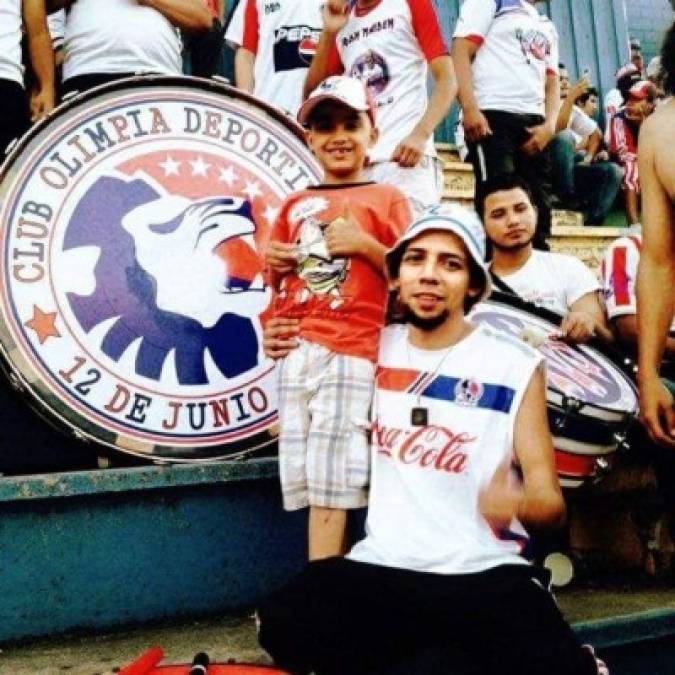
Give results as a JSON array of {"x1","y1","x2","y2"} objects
[
  {"x1": 625, "y1": 0, "x2": 674, "y2": 66},
  {"x1": 0, "y1": 462, "x2": 308, "y2": 643}
]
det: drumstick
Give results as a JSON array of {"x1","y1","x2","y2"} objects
[
  {"x1": 119, "y1": 647, "x2": 164, "y2": 675},
  {"x1": 518, "y1": 327, "x2": 549, "y2": 349}
]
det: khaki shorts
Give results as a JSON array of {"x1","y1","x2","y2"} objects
[{"x1": 277, "y1": 340, "x2": 374, "y2": 511}]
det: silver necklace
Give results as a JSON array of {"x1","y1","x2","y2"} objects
[{"x1": 406, "y1": 337, "x2": 454, "y2": 427}]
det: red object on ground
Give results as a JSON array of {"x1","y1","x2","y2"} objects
[
  {"x1": 119, "y1": 647, "x2": 165, "y2": 674},
  {"x1": 120, "y1": 651, "x2": 291, "y2": 675}
]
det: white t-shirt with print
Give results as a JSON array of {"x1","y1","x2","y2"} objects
[
  {"x1": 0, "y1": 0, "x2": 23, "y2": 86},
  {"x1": 496, "y1": 250, "x2": 601, "y2": 315},
  {"x1": 48, "y1": 10, "x2": 66, "y2": 50},
  {"x1": 328, "y1": 0, "x2": 448, "y2": 163},
  {"x1": 453, "y1": 0, "x2": 559, "y2": 116},
  {"x1": 567, "y1": 104, "x2": 598, "y2": 144},
  {"x1": 225, "y1": 0, "x2": 322, "y2": 117},
  {"x1": 348, "y1": 323, "x2": 542, "y2": 575},
  {"x1": 63, "y1": 0, "x2": 183, "y2": 81}
]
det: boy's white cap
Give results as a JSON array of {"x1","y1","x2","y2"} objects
[
  {"x1": 297, "y1": 75, "x2": 376, "y2": 126},
  {"x1": 385, "y1": 204, "x2": 492, "y2": 301}
]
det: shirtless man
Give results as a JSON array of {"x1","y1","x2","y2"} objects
[{"x1": 636, "y1": 21, "x2": 675, "y2": 446}]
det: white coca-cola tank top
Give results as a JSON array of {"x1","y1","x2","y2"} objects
[{"x1": 348, "y1": 322, "x2": 543, "y2": 575}]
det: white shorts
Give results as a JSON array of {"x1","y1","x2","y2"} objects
[
  {"x1": 365, "y1": 155, "x2": 443, "y2": 216},
  {"x1": 277, "y1": 340, "x2": 375, "y2": 511}
]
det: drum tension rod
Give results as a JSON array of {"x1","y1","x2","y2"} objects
[{"x1": 555, "y1": 397, "x2": 584, "y2": 430}]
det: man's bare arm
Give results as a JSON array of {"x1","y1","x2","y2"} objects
[
  {"x1": 303, "y1": 1, "x2": 348, "y2": 100},
  {"x1": 139, "y1": 0, "x2": 212, "y2": 31},
  {"x1": 636, "y1": 111, "x2": 675, "y2": 444},
  {"x1": 480, "y1": 366, "x2": 565, "y2": 530},
  {"x1": 234, "y1": 47, "x2": 255, "y2": 93},
  {"x1": 23, "y1": 0, "x2": 55, "y2": 121},
  {"x1": 451, "y1": 37, "x2": 492, "y2": 142},
  {"x1": 391, "y1": 55, "x2": 457, "y2": 167}
]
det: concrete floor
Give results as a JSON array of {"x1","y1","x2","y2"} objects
[{"x1": 3, "y1": 586, "x2": 675, "y2": 674}]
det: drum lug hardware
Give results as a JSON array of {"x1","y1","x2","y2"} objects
[
  {"x1": 613, "y1": 430, "x2": 629, "y2": 451},
  {"x1": 72, "y1": 429, "x2": 89, "y2": 443},
  {"x1": 556, "y1": 396, "x2": 583, "y2": 430},
  {"x1": 593, "y1": 457, "x2": 611, "y2": 479},
  {"x1": 8, "y1": 372, "x2": 24, "y2": 392}
]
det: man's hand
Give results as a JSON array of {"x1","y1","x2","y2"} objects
[
  {"x1": 479, "y1": 461, "x2": 523, "y2": 529},
  {"x1": 322, "y1": 0, "x2": 349, "y2": 34},
  {"x1": 266, "y1": 241, "x2": 298, "y2": 275},
  {"x1": 263, "y1": 317, "x2": 300, "y2": 360},
  {"x1": 30, "y1": 86, "x2": 54, "y2": 122},
  {"x1": 639, "y1": 374, "x2": 675, "y2": 447},
  {"x1": 557, "y1": 311, "x2": 596, "y2": 343},
  {"x1": 522, "y1": 123, "x2": 554, "y2": 156},
  {"x1": 463, "y1": 107, "x2": 492, "y2": 143},
  {"x1": 391, "y1": 130, "x2": 427, "y2": 168},
  {"x1": 568, "y1": 76, "x2": 590, "y2": 102},
  {"x1": 324, "y1": 205, "x2": 366, "y2": 257},
  {"x1": 593, "y1": 150, "x2": 610, "y2": 163}
]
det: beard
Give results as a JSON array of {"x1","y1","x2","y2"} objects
[
  {"x1": 492, "y1": 231, "x2": 534, "y2": 252},
  {"x1": 401, "y1": 305, "x2": 450, "y2": 331}
]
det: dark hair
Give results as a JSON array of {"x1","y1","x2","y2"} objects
[
  {"x1": 559, "y1": 62, "x2": 566, "y2": 71},
  {"x1": 475, "y1": 174, "x2": 535, "y2": 220},
  {"x1": 662, "y1": 21, "x2": 675, "y2": 96},
  {"x1": 575, "y1": 87, "x2": 599, "y2": 107}
]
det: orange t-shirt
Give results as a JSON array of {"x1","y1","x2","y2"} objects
[{"x1": 269, "y1": 182, "x2": 411, "y2": 362}]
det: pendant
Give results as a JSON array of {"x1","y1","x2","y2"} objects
[{"x1": 411, "y1": 407, "x2": 428, "y2": 427}]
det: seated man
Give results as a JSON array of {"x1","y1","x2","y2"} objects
[
  {"x1": 258, "y1": 204, "x2": 608, "y2": 675},
  {"x1": 550, "y1": 64, "x2": 622, "y2": 224},
  {"x1": 609, "y1": 80, "x2": 658, "y2": 226},
  {"x1": 479, "y1": 174, "x2": 612, "y2": 344}
]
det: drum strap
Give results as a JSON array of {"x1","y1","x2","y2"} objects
[{"x1": 489, "y1": 271, "x2": 520, "y2": 297}]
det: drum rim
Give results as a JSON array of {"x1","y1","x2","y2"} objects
[
  {"x1": 0, "y1": 75, "x2": 317, "y2": 461},
  {"x1": 0, "y1": 74, "x2": 309, "y2": 182},
  {"x1": 472, "y1": 291, "x2": 639, "y2": 416}
]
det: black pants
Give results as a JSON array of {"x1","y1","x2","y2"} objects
[
  {"x1": 187, "y1": 18, "x2": 225, "y2": 79},
  {"x1": 60, "y1": 72, "x2": 139, "y2": 100},
  {"x1": 258, "y1": 558, "x2": 602, "y2": 675},
  {"x1": 0, "y1": 79, "x2": 30, "y2": 157},
  {"x1": 467, "y1": 109, "x2": 553, "y2": 249}
]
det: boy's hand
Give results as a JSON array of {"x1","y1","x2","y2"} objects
[
  {"x1": 325, "y1": 204, "x2": 365, "y2": 257},
  {"x1": 392, "y1": 130, "x2": 426, "y2": 167},
  {"x1": 266, "y1": 241, "x2": 298, "y2": 275},
  {"x1": 557, "y1": 311, "x2": 595, "y2": 344},
  {"x1": 263, "y1": 318, "x2": 300, "y2": 360},
  {"x1": 323, "y1": 0, "x2": 349, "y2": 34}
]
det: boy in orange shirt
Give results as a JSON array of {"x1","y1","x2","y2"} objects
[{"x1": 266, "y1": 75, "x2": 412, "y2": 560}]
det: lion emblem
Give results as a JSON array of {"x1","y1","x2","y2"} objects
[{"x1": 63, "y1": 175, "x2": 268, "y2": 385}]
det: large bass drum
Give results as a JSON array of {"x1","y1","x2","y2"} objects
[
  {"x1": 0, "y1": 75, "x2": 321, "y2": 469},
  {"x1": 469, "y1": 292, "x2": 639, "y2": 489}
]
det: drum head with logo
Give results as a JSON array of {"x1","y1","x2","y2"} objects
[
  {"x1": 469, "y1": 293, "x2": 638, "y2": 421},
  {"x1": 0, "y1": 76, "x2": 321, "y2": 461}
]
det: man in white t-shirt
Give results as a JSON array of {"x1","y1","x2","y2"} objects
[
  {"x1": 257, "y1": 204, "x2": 607, "y2": 675},
  {"x1": 479, "y1": 174, "x2": 612, "y2": 344},
  {"x1": 51, "y1": 0, "x2": 211, "y2": 98},
  {"x1": 303, "y1": 0, "x2": 456, "y2": 213},
  {"x1": 452, "y1": 0, "x2": 560, "y2": 250},
  {"x1": 225, "y1": 0, "x2": 322, "y2": 117},
  {"x1": 0, "y1": 0, "x2": 54, "y2": 156},
  {"x1": 550, "y1": 64, "x2": 622, "y2": 224}
]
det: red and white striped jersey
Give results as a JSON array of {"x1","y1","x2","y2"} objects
[{"x1": 601, "y1": 234, "x2": 675, "y2": 331}]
